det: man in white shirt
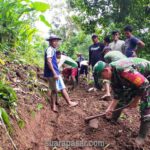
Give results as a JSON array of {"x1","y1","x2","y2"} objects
[{"x1": 109, "y1": 30, "x2": 125, "y2": 53}]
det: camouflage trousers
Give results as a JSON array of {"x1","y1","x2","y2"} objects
[
  {"x1": 112, "y1": 82, "x2": 150, "y2": 139},
  {"x1": 140, "y1": 83, "x2": 150, "y2": 121}
]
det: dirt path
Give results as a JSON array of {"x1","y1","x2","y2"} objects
[
  {"x1": 33, "y1": 83, "x2": 149, "y2": 150},
  {"x1": 1, "y1": 83, "x2": 150, "y2": 150},
  {"x1": 23, "y1": 84, "x2": 150, "y2": 150},
  {"x1": 0, "y1": 62, "x2": 150, "y2": 150}
]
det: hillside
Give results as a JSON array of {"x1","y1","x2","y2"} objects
[{"x1": 0, "y1": 59, "x2": 150, "y2": 150}]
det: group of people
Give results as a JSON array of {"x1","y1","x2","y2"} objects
[
  {"x1": 44, "y1": 25, "x2": 149, "y2": 146},
  {"x1": 90, "y1": 25, "x2": 149, "y2": 145},
  {"x1": 89, "y1": 25, "x2": 145, "y2": 93}
]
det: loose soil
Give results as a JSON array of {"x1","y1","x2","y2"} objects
[{"x1": 0, "y1": 61, "x2": 150, "y2": 150}]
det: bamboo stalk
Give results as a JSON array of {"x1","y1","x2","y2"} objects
[{"x1": 0, "y1": 116, "x2": 18, "y2": 150}]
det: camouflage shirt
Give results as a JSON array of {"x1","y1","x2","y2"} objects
[
  {"x1": 110, "y1": 57, "x2": 150, "y2": 77},
  {"x1": 109, "y1": 58, "x2": 150, "y2": 102},
  {"x1": 104, "y1": 51, "x2": 127, "y2": 63}
]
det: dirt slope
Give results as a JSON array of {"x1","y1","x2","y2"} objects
[{"x1": 0, "y1": 62, "x2": 150, "y2": 150}]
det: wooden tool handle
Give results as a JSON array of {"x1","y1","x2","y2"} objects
[{"x1": 85, "y1": 104, "x2": 129, "y2": 122}]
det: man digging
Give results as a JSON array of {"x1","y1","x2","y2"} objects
[{"x1": 93, "y1": 57, "x2": 150, "y2": 146}]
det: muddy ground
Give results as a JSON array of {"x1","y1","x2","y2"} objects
[{"x1": 0, "y1": 61, "x2": 150, "y2": 150}]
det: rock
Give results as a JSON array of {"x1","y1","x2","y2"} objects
[
  {"x1": 88, "y1": 87, "x2": 97, "y2": 92},
  {"x1": 118, "y1": 130, "x2": 122, "y2": 133},
  {"x1": 88, "y1": 119, "x2": 99, "y2": 129}
]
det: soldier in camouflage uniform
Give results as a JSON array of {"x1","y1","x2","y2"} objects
[
  {"x1": 100, "y1": 47, "x2": 127, "y2": 99},
  {"x1": 93, "y1": 57, "x2": 150, "y2": 145},
  {"x1": 104, "y1": 48, "x2": 127, "y2": 64}
]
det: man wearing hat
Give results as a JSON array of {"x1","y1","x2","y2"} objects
[
  {"x1": 93, "y1": 58, "x2": 150, "y2": 145},
  {"x1": 44, "y1": 35, "x2": 78, "y2": 112}
]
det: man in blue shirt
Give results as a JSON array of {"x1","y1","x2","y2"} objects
[
  {"x1": 124, "y1": 25, "x2": 145, "y2": 57},
  {"x1": 44, "y1": 35, "x2": 78, "y2": 112}
]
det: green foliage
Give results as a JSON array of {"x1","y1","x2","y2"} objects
[
  {"x1": 0, "y1": 81, "x2": 17, "y2": 107},
  {"x1": 59, "y1": 31, "x2": 91, "y2": 59},
  {"x1": 70, "y1": 0, "x2": 149, "y2": 31},
  {"x1": 0, "y1": 107, "x2": 11, "y2": 129},
  {"x1": 0, "y1": 0, "x2": 33, "y2": 52},
  {"x1": 36, "y1": 103, "x2": 43, "y2": 111},
  {"x1": 31, "y1": 1, "x2": 50, "y2": 12},
  {"x1": 69, "y1": 0, "x2": 150, "y2": 59},
  {"x1": 17, "y1": 119, "x2": 25, "y2": 129},
  {"x1": 0, "y1": 0, "x2": 50, "y2": 66},
  {"x1": 58, "y1": 92, "x2": 62, "y2": 97},
  {"x1": 40, "y1": 15, "x2": 51, "y2": 28},
  {"x1": 30, "y1": 110, "x2": 36, "y2": 118},
  {"x1": 0, "y1": 58, "x2": 5, "y2": 65}
]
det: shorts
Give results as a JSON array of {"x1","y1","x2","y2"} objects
[
  {"x1": 48, "y1": 75, "x2": 66, "y2": 91},
  {"x1": 62, "y1": 68, "x2": 78, "y2": 79}
]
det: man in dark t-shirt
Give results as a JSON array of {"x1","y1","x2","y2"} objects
[
  {"x1": 89, "y1": 35, "x2": 105, "y2": 67},
  {"x1": 89, "y1": 34, "x2": 105, "y2": 89},
  {"x1": 124, "y1": 25, "x2": 145, "y2": 57}
]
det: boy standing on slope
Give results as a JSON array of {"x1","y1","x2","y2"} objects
[{"x1": 44, "y1": 35, "x2": 78, "y2": 112}]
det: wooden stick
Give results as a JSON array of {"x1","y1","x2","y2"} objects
[
  {"x1": 0, "y1": 116, "x2": 18, "y2": 150},
  {"x1": 85, "y1": 104, "x2": 130, "y2": 122}
]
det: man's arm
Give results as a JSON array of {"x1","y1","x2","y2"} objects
[
  {"x1": 133, "y1": 40, "x2": 145, "y2": 57},
  {"x1": 47, "y1": 57, "x2": 58, "y2": 80},
  {"x1": 105, "y1": 99, "x2": 118, "y2": 116},
  {"x1": 132, "y1": 38, "x2": 145, "y2": 52},
  {"x1": 137, "y1": 40, "x2": 145, "y2": 48}
]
